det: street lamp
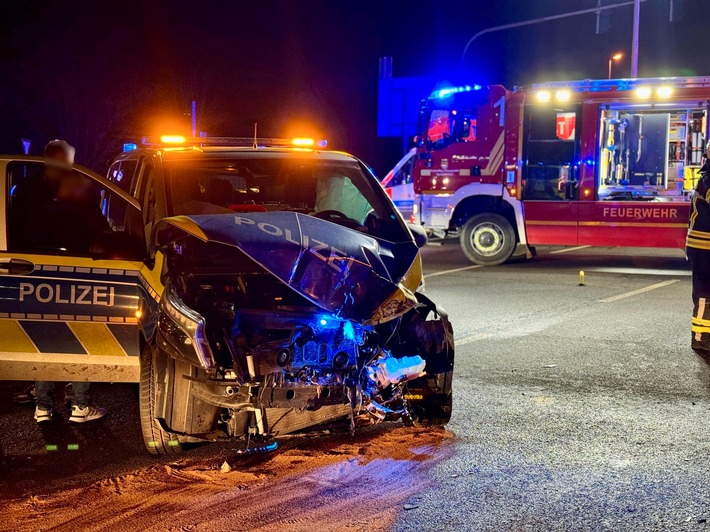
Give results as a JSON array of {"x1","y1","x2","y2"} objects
[{"x1": 608, "y1": 52, "x2": 623, "y2": 79}]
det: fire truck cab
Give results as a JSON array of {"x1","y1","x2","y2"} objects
[{"x1": 389, "y1": 77, "x2": 709, "y2": 264}]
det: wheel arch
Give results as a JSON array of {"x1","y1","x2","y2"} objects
[
  {"x1": 451, "y1": 194, "x2": 516, "y2": 238},
  {"x1": 448, "y1": 186, "x2": 527, "y2": 246}
]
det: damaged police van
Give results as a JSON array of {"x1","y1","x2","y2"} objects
[{"x1": 0, "y1": 138, "x2": 454, "y2": 454}]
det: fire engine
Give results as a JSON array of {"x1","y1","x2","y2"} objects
[{"x1": 383, "y1": 77, "x2": 709, "y2": 265}]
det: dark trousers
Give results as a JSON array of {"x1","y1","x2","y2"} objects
[
  {"x1": 35, "y1": 382, "x2": 90, "y2": 410},
  {"x1": 688, "y1": 247, "x2": 710, "y2": 348}
]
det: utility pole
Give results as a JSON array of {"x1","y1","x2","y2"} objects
[
  {"x1": 631, "y1": 0, "x2": 640, "y2": 77},
  {"x1": 461, "y1": 0, "x2": 647, "y2": 70}
]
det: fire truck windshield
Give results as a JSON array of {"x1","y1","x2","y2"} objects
[{"x1": 420, "y1": 90, "x2": 488, "y2": 150}]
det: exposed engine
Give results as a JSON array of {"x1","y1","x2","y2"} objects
[{"x1": 162, "y1": 267, "x2": 436, "y2": 439}]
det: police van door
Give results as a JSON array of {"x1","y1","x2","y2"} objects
[{"x1": 0, "y1": 157, "x2": 148, "y2": 383}]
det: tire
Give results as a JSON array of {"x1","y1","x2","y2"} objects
[
  {"x1": 405, "y1": 372, "x2": 453, "y2": 427},
  {"x1": 460, "y1": 213, "x2": 516, "y2": 265},
  {"x1": 139, "y1": 343, "x2": 183, "y2": 455},
  {"x1": 401, "y1": 293, "x2": 454, "y2": 428}
]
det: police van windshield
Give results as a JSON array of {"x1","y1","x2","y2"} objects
[
  {"x1": 420, "y1": 89, "x2": 488, "y2": 150},
  {"x1": 164, "y1": 156, "x2": 408, "y2": 241}
]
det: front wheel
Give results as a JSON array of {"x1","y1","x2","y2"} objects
[
  {"x1": 400, "y1": 293, "x2": 454, "y2": 428},
  {"x1": 139, "y1": 343, "x2": 183, "y2": 455},
  {"x1": 405, "y1": 372, "x2": 453, "y2": 427},
  {"x1": 460, "y1": 213, "x2": 516, "y2": 265}
]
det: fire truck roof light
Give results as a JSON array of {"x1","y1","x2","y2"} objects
[
  {"x1": 432, "y1": 84, "x2": 482, "y2": 99},
  {"x1": 657, "y1": 86, "x2": 673, "y2": 98},
  {"x1": 536, "y1": 90, "x2": 551, "y2": 103},
  {"x1": 635, "y1": 86, "x2": 652, "y2": 99},
  {"x1": 160, "y1": 135, "x2": 187, "y2": 144},
  {"x1": 122, "y1": 143, "x2": 137, "y2": 152},
  {"x1": 555, "y1": 90, "x2": 571, "y2": 102}
]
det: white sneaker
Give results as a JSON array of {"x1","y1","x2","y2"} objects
[
  {"x1": 69, "y1": 405, "x2": 106, "y2": 423},
  {"x1": 34, "y1": 406, "x2": 52, "y2": 423}
]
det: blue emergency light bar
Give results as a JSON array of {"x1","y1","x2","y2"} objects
[
  {"x1": 530, "y1": 76, "x2": 710, "y2": 94},
  {"x1": 430, "y1": 84, "x2": 483, "y2": 100},
  {"x1": 123, "y1": 142, "x2": 138, "y2": 152}
]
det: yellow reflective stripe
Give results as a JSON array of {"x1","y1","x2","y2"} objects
[
  {"x1": 692, "y1": 324, "x2": 710, "y2": 333},
  {"x1": 0, "y1": 320, "x2": 38, "y2": 352},
  {"x1": 689, "y1": 229, "x2": 710, "y2": 240},
  {"x1": 686, "y1": 237, "x2": 710, "y2": 250},
  {"x1": 0, "y1": 252, "x2": 143, "y2": 271},
  {"x1": 690, "y1": 196, "x2": 699, "y2": 229},
  {"x1": 692, "y1": 317, "x2": 710, "y2": 327},
  {"x1": 580, "y1": 222, "x2": 687, "y2": 228},
  {"x1": 68, "y1": 322, "x2": 127, "y2": 356}
]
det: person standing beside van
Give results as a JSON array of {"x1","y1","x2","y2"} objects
[{"x1": 687, "y1": 142, "x2": 710, "y2": 354}]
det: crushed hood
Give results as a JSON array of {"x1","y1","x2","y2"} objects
[{"x1": 152, "y1": 212, "x2": 422, "y2": 325}]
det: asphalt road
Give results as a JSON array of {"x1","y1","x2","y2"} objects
[
  {"x1": 397, "y1": 243, "x2": 709, "y2": 531},
  {"x1": 2, "y1": 243, "x2": 709, "y2": 531}
]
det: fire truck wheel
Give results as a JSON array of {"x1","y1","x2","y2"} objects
[
  {"x1": 139, "y1": 343, "x2": 183, "y2": 455},
  {"x1": 460, "y1": 213, "x2": 516, "y2": 265}
]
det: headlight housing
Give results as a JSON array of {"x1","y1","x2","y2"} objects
[{"x1": 158, "y1": 284, "x2": 215, "y2": 369}]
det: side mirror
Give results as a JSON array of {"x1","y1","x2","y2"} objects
[
  {"x1": 564, "y1": 180, "x2": 578, "y2": 200},
  {"x1": 408, "y1": 223, "x2": 428, "y2": 248}
]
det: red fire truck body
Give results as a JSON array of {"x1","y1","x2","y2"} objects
[{"x1": 385, "y1": 77, "x2": 710, "y2": 264}]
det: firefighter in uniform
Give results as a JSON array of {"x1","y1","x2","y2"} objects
[{"x1": 687, "y1": 141, "x2": 710, "y2": 353}]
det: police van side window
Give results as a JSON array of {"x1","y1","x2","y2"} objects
[
  {"x1": 136, "y1": 162, "x2": 159, "y2": 250},
  {"x1": 105, "y1": 159, "x2": 140, "y2": 233},
  {"x1": 6, "y1": 161, "x2": 143, "y2": 258},
  {"x1": 108, "y1": 159, "x2": 138, "y2": 193}
]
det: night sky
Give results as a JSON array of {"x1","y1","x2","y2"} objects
[{"x1": 0, "y1": 0, "x2": 707, "y2": 174}]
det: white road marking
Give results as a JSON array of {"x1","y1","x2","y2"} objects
[
  {"x1": 425, "y1": 264, "x2": 483, "y2": 278},
  {"x1": 549, "y1": 245, "x2": 592, "y2": 254},
  {"x1": 598, "y1": 279, "x2": 680, "y2": 303},
  {"x1": 590, "y1": 267, "x2": 691, "y2": 277},
  {"x1": 456, "y1": 332, "x2": 493, "y2": 346}
]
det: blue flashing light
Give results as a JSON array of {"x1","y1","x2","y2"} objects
[
  {"x1": 343, "y1": 321, "x2": 356, "y2": 341},
  {"x1": 123, "y1": 142, "x2": 138, "y2": 152},
  {"x1": 319, "y1": 319, "x2": 328, "y2": 326},
  {"x1": 432, "y1": 84, "x2": 482, "y2": 99}
]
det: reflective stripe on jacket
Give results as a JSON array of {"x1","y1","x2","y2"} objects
[{"x1": 687, "y1": 161, "x2": 710, "y2": 251}]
